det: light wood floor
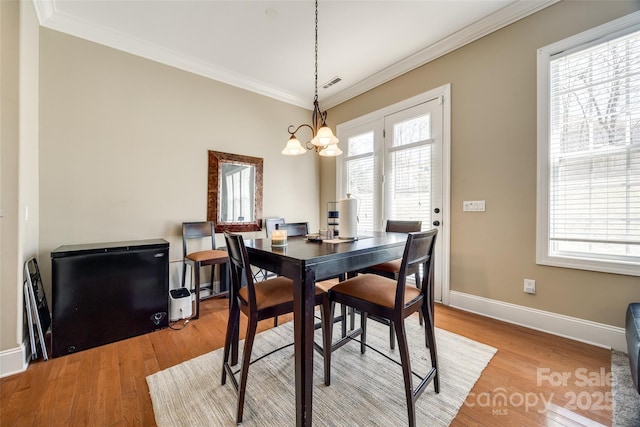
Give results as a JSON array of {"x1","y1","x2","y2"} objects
[{"x1": 1, "y1": 298, "x2": 612, "y2": 426}]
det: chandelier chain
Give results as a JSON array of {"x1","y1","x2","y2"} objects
[
  {"x1": 314, "y1": 0, "x2": 318, "y2": 102},
  {"x1": 282, "y1": 0, "x2": 340, "y2": 156}
]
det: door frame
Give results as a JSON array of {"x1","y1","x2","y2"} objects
[{"x1": 336, "y1": 84, "x2": 451, "y2": 305}]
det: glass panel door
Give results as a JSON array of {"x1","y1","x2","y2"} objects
[{"x1": 384, "y1": 99, "x2": 443, "y2": 300}]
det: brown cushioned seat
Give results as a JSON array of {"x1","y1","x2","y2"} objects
[
  {"x1": 186, "y1": 249, "x2": 228, "y2": 263},
  {"x1": 238, "y1": 277, "x2": 325, "y2": 311},
  {"x1": 331, "y1": 274, "x2": 421, "y2": 309}
]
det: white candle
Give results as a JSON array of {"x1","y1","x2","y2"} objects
[{"x1": 271, "y1": 229, "x2": 287, "y2": 247}]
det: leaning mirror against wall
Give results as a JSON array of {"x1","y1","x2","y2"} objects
[{"x1": 207, "y1": 151, "x2": 263, "y2": 232}]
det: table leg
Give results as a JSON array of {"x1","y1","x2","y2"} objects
[{"x1": 292, "y1": 268, "x2": 316, "y2": 427}]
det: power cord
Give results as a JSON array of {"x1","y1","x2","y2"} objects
[
  {"x1": 168, "y1": 319, "x2": 190, "y2": 330},
  {"x1": 168, "y1": 306, "x2": 191, "y2": 330}
]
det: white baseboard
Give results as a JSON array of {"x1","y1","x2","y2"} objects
[
  {"x1": 448, "y1": 291, "x2": 627, "y2": 351},
  {"x1": 0, "y1": 340, "x2": 29, "y2": 378}
]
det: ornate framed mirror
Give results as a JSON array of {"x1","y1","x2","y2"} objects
[{"x1": 207, "y1": 151, "x2": 263, "y2": 232}]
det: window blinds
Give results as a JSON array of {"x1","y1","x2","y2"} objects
[
  {"x1": 548, "y1": 29, "x2": 640, "y2": 260},
  {"x1": 346, "y1": 132, "x2": 375, "y2": 233},
  {"x1": 385, "y1": 115, "x2": 432, "y2": 228}
]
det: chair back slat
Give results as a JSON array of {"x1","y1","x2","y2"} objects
[
  {"x1": 224, "y1": 232, "x2": 256, "y2": 307},
  {"x1": 395, "y1": 229, "x2": 437, "y2": 308},
  {"x1": 182, "y1": 221, "x2": 216, "y2": 257},
  {"x1": 385, "y1": 220, "x2": 422, "y2": 233},
  {"x1": 183, "y1": 221, "x2": 214, "y2": 239},
  {"x1": 276, "y1": 222, "x2": 309, "y2": 237}
]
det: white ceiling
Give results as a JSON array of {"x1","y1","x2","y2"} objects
[{"x1": 33, "y1": 0, "x2": 557, "y2": 110}]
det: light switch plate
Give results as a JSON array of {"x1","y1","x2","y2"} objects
[{"x1": 463, "y1": 200, "x2": 486, "y2": 212}]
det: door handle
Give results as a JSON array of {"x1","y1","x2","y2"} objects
[{"x1": 433, "y1": 220, "x2": 440, "y2": 226}]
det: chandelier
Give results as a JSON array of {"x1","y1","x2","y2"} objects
[{"x1": 282, "y1": 0, "x2": 341, "y2": 157}]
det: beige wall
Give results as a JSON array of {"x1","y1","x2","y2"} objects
[
  {"x1": 1, "y1": 0, "x2": 21, "y2": 351},
  {"x1": 325, "y1": 1, "x2": 640, "y2": 328},
  {"x1": 0, "y1": 0, "x2": 39, "y2": 354},
  {"x1": 38, "y1": 29, "x2": 319, "y2": 297}
]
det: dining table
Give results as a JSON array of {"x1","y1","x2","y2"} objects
[{"x1": 242, "y1": 231, "x2": 409, "y2": 426}]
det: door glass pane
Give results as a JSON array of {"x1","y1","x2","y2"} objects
[
  {"x1": 392, "y1": 115, "x2": 431, "y2": 147},
  {"x1": 347, "y1": 156, "x2": 374, "y2": 234},
  {"x1": 345, "y1": 131, "x2": 375, "y2": 233},
  {"x1": 388, "y1": 145, "x2": 431, "y2": 227},
  {"x1": 348, "y1": 132, "x2": 374, "y2": 156}
]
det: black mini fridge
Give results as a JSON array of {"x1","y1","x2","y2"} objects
[{"x1": 51, "y1": 239, "x2": 169, "y2": 358}]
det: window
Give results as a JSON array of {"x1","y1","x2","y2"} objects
[
  {"x1": 537, "y1": 12, "x2": 640, "y2": 276},
  {"x1": 345, "y1": 131, "x2": 376, "y2": 233},
  {"x1": 384, "y1": 113, "x2": 433, "y2": 224}
]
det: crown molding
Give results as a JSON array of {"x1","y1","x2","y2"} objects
[
  {"x1": 31, "y1": 0, "x2": 55, "y2": 24},
  {"x1": 321, "y1": 0, "x2": 560, "y2": 110},
  {"x1": 32, "y1": 0, "x2": 557, "y2": 111},
  {"x1": 32, "y1": 1, "x2": 310, "y2": 109}
]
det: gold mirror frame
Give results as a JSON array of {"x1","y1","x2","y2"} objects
[{"x1": 207, "y1": 151, "x2": 263, "y2": 233}]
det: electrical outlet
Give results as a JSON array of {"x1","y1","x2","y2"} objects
[{"x1": 524, "y1": 279, "x2": 536, "y2": 294}]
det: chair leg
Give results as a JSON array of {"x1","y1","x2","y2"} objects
[
  {"x1": 340, "y1": 304, "x2": 347, "y2": 338},
  {"x1": 322, "y1": 295, "x2": 332, "y2": 386},
  {"x1": 350, "y1": 307, "x2": 356, "y2": 331},
  {"x1": 389, "y1": 321, "x2": 396, "y2": 350},
  {"x1": 221, "y1": 301, "x2": 240, "y2": 385},
  {"x1": 229, "y1": 296, "x2": 241, "y2": 366},
  {"x1": 193, "y1": 261, "x2": 201, "y2": 319},
  {"x1": 220, "y1": 262, "x2": 230, "y2": 295},
  {"x1": 394, "y1": 318, "x2": 416, "y2": 427},
  {"x1": 422, "y1": 301, "x2": 439, "y2": 393},
  {"x1": 182, "y1": 260, "x2": 187, "y2": 289},
  {"x1": 236, "y1": 316, "x2": 258, "y2": 424},
  {"x1": 360, "y1": 312, "x2": 367, "y2": 354}
]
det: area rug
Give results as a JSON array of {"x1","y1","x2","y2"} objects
[
  {"x1": 147, "y1": 315, "x2": 497, "y2": 426},
  {"x1": 611, "y1": 350, "x2": 640, "y2": 427}
]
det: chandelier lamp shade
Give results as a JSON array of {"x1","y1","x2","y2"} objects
[{"x1": 282, "y1": 0, "x2": 341, "y2": 157}]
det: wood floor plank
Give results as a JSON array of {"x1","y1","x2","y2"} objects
[
  {"x1": 49, "y1": 358, "x2": 80, "y2": 425},
  {"x1": 0, "y1": 300, "x2": 612, "y2": 426}
]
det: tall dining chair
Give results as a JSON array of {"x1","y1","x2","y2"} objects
[
  {"x1": 182, "y1": 221, "x2": 229, "y2": 319},
  {"x1": 359, "y1": 220, "x2": 423, "y2": 348},
  {"x1": 275, "y1": 221, "x2": 309, "y2": 237},
  {"x1": 221, "y1": 232, "x2": 331, "y2": 424},
  {"x1": 327, "y1": 229, "x2": 439, "y2": 427}
]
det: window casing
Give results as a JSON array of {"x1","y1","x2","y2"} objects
[{"x1": 537, "y1": 11, "x2": 640, "y2": 276}]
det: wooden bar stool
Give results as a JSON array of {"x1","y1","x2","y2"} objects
[
  {"x1": 182, "y1": 221, "x2": 229, "y2": 319},
  {"x1": 221, "y1": 231, "x2": 331, "y2": 424},
  {"x1": 327, "y1": 229, "x2": 439, "y2": 427}
]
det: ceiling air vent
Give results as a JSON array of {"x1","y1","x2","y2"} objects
[{"x1": 322, "y1": 77, "x2": 342, "y2": 89}]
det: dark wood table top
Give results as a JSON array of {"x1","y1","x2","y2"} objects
[{"x1": 244, "y1": 231, "x2": 408, "y2": 281}]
